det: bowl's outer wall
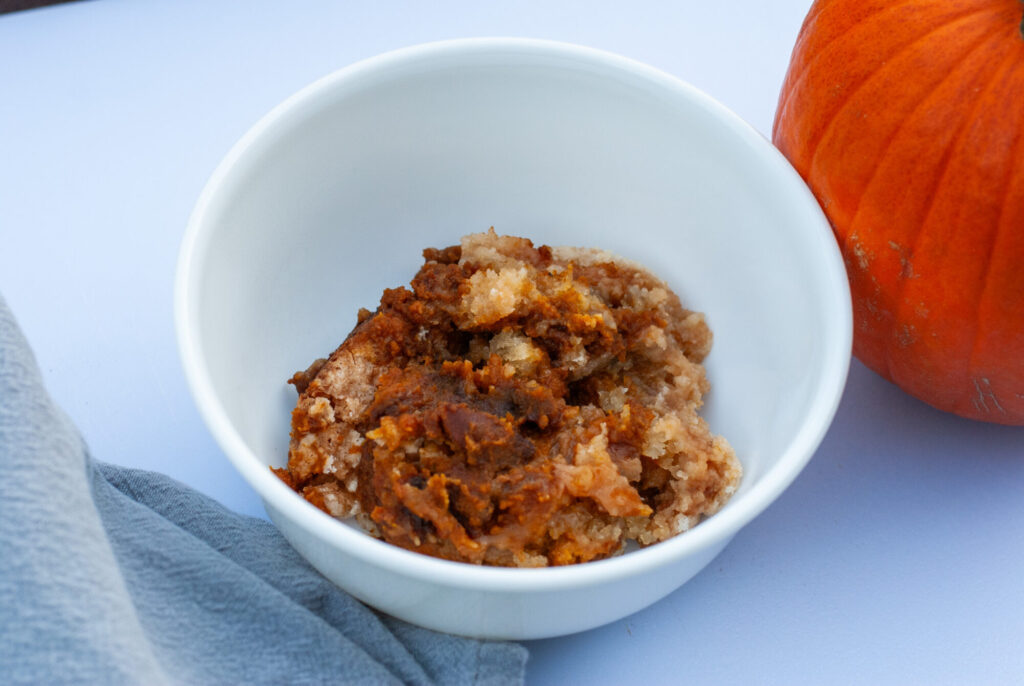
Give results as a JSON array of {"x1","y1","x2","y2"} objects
[
  {"x1": 266, "y1": 498, "x2": 732, "y2": 639},
  {"x1": 179, "y1": 40, "x2": 851, "y2": 638}
]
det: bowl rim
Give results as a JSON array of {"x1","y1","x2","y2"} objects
[{"x1": 175, "y1": 36, "x2": 852, "y2": 592}]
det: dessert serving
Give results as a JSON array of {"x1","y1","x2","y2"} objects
[{"x1": 274, "y1": 230, "x2": 740, "y2": 567}]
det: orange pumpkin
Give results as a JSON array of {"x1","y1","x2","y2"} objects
[{"x1": 773, "y1": 0, "x2": 1024, "y2": 425}]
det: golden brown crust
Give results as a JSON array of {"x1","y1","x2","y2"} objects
[{"x1": 277, "y1": 229, "x2": 741, "y2": 566}]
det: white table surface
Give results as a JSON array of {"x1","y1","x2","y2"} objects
[{"x1": 2, "y1": 1, "x2": 1022, "y2": 683}]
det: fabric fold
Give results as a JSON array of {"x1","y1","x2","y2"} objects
[{"x1": 0, "y1": 295, "x2": 527, "y2": 685}]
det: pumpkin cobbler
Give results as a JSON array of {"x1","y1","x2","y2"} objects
[{"x1": 274, "y1": 230, "x2": 740, "y2": 567}]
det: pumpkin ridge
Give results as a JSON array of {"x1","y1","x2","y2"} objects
[
  {"x1": 790, "y1": 0, "x2": 929, "y2": 69},
  {"x1": 840, "y1": 24, "x2": 1008, "y2": 380},
  {"x1": 774, "y1": 0, "x2": 902, "y2": 131},
  {"x1": 801, "y1": 5, "x2": 1004, "y2": 182},
  {"x1": 839, "y1": 21, "x2": 1008, "y2": 267},
  {"x1": 963, "y1": 61, "x2": 1024, "y2": 409},
  {"x1": 884, "y1": 44, "x2": 1024, "y2": 389}
]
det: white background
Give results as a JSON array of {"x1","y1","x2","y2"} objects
[{"x1": 2, "y1": 1, "x2": 1022, "y2": 683}]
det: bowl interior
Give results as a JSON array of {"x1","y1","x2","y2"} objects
[{"x1": 184, "y1": 42, "x2": 848, "y2": 553}]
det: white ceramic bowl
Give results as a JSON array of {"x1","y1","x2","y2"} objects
[{"x1": 175, "y1": 38, "x2": 851, "y2": 640}]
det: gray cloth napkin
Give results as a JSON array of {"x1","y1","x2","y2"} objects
[{"x1": 0, "y1": 295, "x2": 527, "y2": 685}]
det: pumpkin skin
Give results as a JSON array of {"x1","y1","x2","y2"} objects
[{"x1": 773, "y1": 0, "x2": 1024, "y2": 425}]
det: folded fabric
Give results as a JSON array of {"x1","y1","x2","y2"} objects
[{"x1": 0, "y1": 295, "x2": 527, "y2": 685}]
